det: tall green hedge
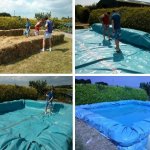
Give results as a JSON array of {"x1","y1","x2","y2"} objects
[
  {"x1": 0, "y1": 85, "x2": 38, "y2": 102},
  {"x1": 0, "y1": 17, "x2": 37, "y2": 30},
  {"x1": 89, "y1": 7, "x2": 150, "y2": 32},
  {"x1": 0, "y1": 17, "x2": 72, "y2": 31},
  {"x1": 76, "y1": 84, "x2": 148, "y2": 105}
]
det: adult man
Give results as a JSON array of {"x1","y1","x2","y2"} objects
[
  {"x1": 111, "y1": 10, "x2": 121, "y2": 52},
  {"x1": 41, "y1": 17, "x2": 53, "y2": 52}
]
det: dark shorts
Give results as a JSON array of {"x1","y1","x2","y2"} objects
[{"x1": 114, "y1": 29, "x2": 121, "y2": 40}]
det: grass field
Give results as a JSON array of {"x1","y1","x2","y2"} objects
[
  {"x1": 76, "y1": 84, "x2": 148, "y2": 105},
  {"x1": 0, "y1": 37, "x2": 72, "y2": 73}
]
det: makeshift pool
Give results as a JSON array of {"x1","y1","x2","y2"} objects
[
  {"x1": 0, "y1": 100, "x2": 72, "y2": 150},
  {"x1": 75, "y1": 24, "x2": 150, "y2": 74},
  {"x1": 76, "y1": 100, "x2": 150, "y2": 150}
]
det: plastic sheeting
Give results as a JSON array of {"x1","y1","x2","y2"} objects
[
  {"x1": 76, "y1": 100, "x2": 150, "y2": 150},
  {"x1": 0, "y1": 100, "x2": 72, "y2": 150},
  {"x1": 92, "y1": 23, "x2": 150, "y2": 50},
  {"x1": 75, "y1": 25, "x2": 150, "y2": 74}
]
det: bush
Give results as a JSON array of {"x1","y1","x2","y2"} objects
[
  {"x1": 0, "y1": 17, "x2": 37, "y2": 30},
  {"x1": 0, "y1": 84, "x2": 38, "y2": 102},
  {"x1": 76, "y1": 5, "x2": 90, "y2": 23},
  {"x1": 0, "y1": 17, "x2": 72, "y2": 31},
  {"x1": 76, "y1": 84, "x2": 148, "y2": 105},
  {"x1": 89, "y1": 7, "x2": 150, "y2": 32}
]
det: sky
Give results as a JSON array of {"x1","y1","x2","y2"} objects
[
  {"x1": 0, "y1": 0, "x2": 72, "y2": 18},
  {"x1": 75, "y1": 0, "x2": 99, "y2": 6},
  {"x1": 76, "y1": 76, "x2": 150, "y2": 88},
  {"x1": 0, "y1": 76, "x2": 72, "y2": 86},
  {"x1": 75, "y1": 0, "x2": 150, "y2": 6}
]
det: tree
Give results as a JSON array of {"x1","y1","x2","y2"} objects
[
  {"x1": 140, "y1": 82, "x2": 150, "y2": 100},
  {"x1": 35, "y1": 12, "x2": 51, "y2": 20},
  {"x1": 75, "y1": 79, "x2": 91, "y2": 84},
  {"x1": 95, "y1": 82, "x2": 108, "y2": 86},
  {"x1": 96, "y1": 0, "x2": 117, "y2": 8},
  {"x1": 29, "y1": 80, "x2": 48, "y2": 95},
  {"x1": 0, "y1": 12, "x2": 11, "y2": 17},
  {"x1": 75, "y1": 5, "x2": 90, "y2": 23}
]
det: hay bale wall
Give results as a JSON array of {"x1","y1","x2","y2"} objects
[
  {"x1": 0, "y1": 29, "x2": 60, "y2": 36},
  {"x1": 0, "y1": 34, "x2": 64, "y2": 64},
  {"x1": 0, "y1": 29, "x2": 23, "y2": 36}
]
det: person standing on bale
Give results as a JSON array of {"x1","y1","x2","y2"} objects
[
  {"x1": 99, "y1": 12, "x2": 111, "y2": 40},
  {"x1": 111, "y1": 10, "x2": 121, "y2": 53},
  {"x1": 24, "y1": 18, "x2": 31, "y2": 37},
  {"x1": 34, "y1": 19, "x2": 44, "y2": 36},
  {"x1": 41, "y1": 16, "x2": 53, "y2": 52}
]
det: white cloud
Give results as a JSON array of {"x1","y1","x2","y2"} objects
[
  {"x1": 0, "y1": 76, "x2": 72, "y2": 86},
  {"x1": 0, "y1": 0, "x2": 72, "y2": 18}
]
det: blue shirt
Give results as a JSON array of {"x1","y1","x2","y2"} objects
[
  {"x1": 45, "y1": 20, "x2": 53, "y2": 33},
  {"x1": 111, "y1": 13, "x2": 121, "y2": 30},
  {"x1": 25, "y1": 22, "x2": 31, "y2": 30},
  {"x1": 47, "y1": 91, "x2": 53, "y2": 99}
]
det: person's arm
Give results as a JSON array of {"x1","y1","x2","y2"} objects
[
  {"x1": 29, "y1": 22, "x2": 31, "y2": 30},
  {"x1": 99, "y1": 14, "x2": 104, "y2": 24},
  {"x1": 45, "y1": 21, "x2": 48, "y2": 31},
  {"x1": 35, "y1": 22, "x2": 40, "y2": 28},
  {"x1": 112, "y1": 19, "x2": 115, "y2": 32}
]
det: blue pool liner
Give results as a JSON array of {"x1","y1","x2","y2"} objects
[
  {"x1": 76, "y1": 100, "x2": 150, "y2": 150},
  {"x1": 92, "y1": 23, "x2": 150, "y2": 50},
  {"x1": 0, "y1": 100, "x2": 72, "y2": 150}
]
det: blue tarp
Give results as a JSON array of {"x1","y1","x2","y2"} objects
[
  {"x1": 0, "y1": 100, "x2": 72, "y2": 150},
  {"x1": 75, "y1": 24, "x2": 150, "y2": 74},
  {"x1": 76, "y1": 100, "x2": 150, "y2": 150},
  {"x1": 92, "y1": 23, "x2": 150, "y2": 50}
]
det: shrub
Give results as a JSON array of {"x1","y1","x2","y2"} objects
[
  {"x1": 0, "y1": 17, "x2": 37, "y2": 30},
  {"x1": 75, "y1": 5, "x2": 90, "y2": 23},
  {"x1": 75, "y1": 84, "x2": 148, "y2": 105},
  {"x1": 0, "y1": 17, "x2": 72, "y2": 31},
  {"x1": 89, "y1": 7, "x2": 150, "y2": 32},
  {"x1": 0, "y1": 84, "x2": 38, "y2": 102}
]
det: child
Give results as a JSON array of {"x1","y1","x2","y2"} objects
[
  {"x1": 41, "y1": 16, "x2": 53, "y2": 52},
  {"x1": 111, "y1": 10, "x2": 121, "y2": 52},
  {"x1": 34, "y1": 19, "x2": 44, "y2": 36},
  {"x1": 99, "y1": 12, "x2": 111, "y2": 40},
  {"x1": 24, "y1": 18, "x2": 31, "y2": 37},
  {"x1": 45, "y1": 89, "x2": 54, "y2": 114}
]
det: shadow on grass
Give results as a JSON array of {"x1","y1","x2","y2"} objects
[{"x1": 54, "y1": 48, "x2": 69, "y2": 52}]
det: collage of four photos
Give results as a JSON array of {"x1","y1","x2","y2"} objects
[{"x1": 0, "y1": 0, "x2": 150, "y2": 150}]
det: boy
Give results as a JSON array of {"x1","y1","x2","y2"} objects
[
  {"x1": 99, "y1": 12, "x2": 111, "y2": 40},
  {"x1": 45, "y1": 89, "x2": 54, "y2": 114},
  {"x1": 41, "y1": 16, "x2": 53, "y2": 52},
  {"x1": 24, "y1": 18, "x2": 31, "y2": 37},
  {"x1": 111, "y1": 10, "x2": 121, "y2": 52},
  {"x1": 34, "y1": 19, "x2": 44, "y2": 36}
]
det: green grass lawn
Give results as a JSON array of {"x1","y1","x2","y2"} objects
[{"x1": 0, "y1": 37, "x2": 72, "y2": 73}]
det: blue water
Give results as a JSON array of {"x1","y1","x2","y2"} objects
[
  {"x1": 90, "y1": 104, "x2": 150, "y2": 126},
  {"x1": 75, "y1": 29, "x2": 150, "y2": 74}
]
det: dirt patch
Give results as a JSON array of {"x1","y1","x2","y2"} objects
[{"x1": 76, "y1": 118, "x2": 117, "y2": 150}]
